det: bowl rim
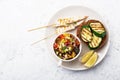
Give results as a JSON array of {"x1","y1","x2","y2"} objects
[{"x1": 52, "y1": 32, "x2": 82, "y2": 62}]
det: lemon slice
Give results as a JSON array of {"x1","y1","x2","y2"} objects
[
  {"x1": 81, "y1": 50, "x2": 94, "y2": 63},
  {"x1": 84, "y1": 52, "x2": 98, "y2": 68}
]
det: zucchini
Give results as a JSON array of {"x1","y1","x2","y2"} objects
[
  {"x1": 90, "y1": 23, "x2": 106, "y2": 37},
  {"x1": 89, "y1": 34, "x2": 102, "y2": 49},
  {"x1": 81, "y1": 25, "x2": 92, "y2": 42}
]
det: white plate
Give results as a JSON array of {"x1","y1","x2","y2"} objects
[{"x1": 45, "y1": 6, "x2": 110, "y2": 70}]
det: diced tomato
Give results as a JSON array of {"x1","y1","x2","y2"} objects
[
  {"x1": 65, "y1": 40, "x2": 70, "y2": 46},
  {"x1": 59, "y1": 34, "x2": 65, "y2": 39},
  {"x1": 75, "y1": 39, "x2": 80, "y2": 46},
  {"x1": 53, "y1": 43, "x2": 58, "y2": 49}
]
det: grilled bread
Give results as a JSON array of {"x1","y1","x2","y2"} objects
[{"x1": 76, "y1": 20, "x2": 108, "y2": 50}]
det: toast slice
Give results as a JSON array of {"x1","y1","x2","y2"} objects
[{"x1": 76, "y1": 19, "x2": 108, "y2": 50}]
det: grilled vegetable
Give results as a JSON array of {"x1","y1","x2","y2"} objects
[
  {"x1": 77, "y1": 19, "x2": 107, "y2": 50},
  {"x1": 81, "y1": 25, "x2": 92, "y2": 42},
  {"x1": 90, "y1": 23, "x2": 106, "y2": 37},
  {"x1": 89, "y1": 34, "x2": 102, "y2": 49}
]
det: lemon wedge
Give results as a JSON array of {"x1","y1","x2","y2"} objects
[
  {"x1": 84, "y1": 52, "x2": 98, "y2": 68},
  {"x1": 81, "y1": 50, "x2": 94, "y2": 63}
]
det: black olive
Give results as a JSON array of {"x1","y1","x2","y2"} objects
[{"x1": 74, "y1": 47, "x2": 79, "y2": 54}]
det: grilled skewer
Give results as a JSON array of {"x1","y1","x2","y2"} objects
[
  {"x1": 31, "y1": 16, "x2": 88, "y2": 45},
  {"x1": 28, "y1": 16, "x2": 88, "y2": 32}
]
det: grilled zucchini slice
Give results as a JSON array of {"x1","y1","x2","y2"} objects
[
  {"x1": 89, "y1": 34, "x2": 102, "y2": 49},
  {"x1": 81, "y1": 26, "x2": 92, "y2": 42},
  {"x1": 90, "y1": 23, "x2": 106, "y2": 37}
]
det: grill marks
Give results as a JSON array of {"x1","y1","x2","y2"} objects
[
  {"x1": 89, "y1": 34, "x2": 102, "y2": 48},
  {"x1": 90, "y1": 23, "x2": 105, "y2": 34},
  {"x1": 80, "y1": 22, "x2": 104, "y2": 49},
  {"x1": 82, "y1": 28, "x2": 92, "y2": 36},
  {"x1": 77, "y1": 19, "x2": 107, "y2": 50},
  {"x1": 81, "y1": 27, "x2": 92, "y2": 42}
]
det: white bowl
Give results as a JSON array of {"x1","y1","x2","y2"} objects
[{"x1": 53, "y1": 32, "x2": 82, "y2": 63}]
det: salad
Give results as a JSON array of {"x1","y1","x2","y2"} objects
[{"x1": 53, "y1": 33, "x2": 80, "y2": 60}]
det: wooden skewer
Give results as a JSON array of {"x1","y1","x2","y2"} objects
[
  {"x1": 31, "y1": 16, "x2": 89, "y2": 45},
  {"x1": 31, "y1": 32, "x2": 57, "y2": 45},
  {"x1": 28, "y1": 16, "x2": 88, "y2": 32},
  {"x1": 28, "y1": 24, "x2": 56, "y2": 32},
  {"x1": 66, "y1": 16, "x2": 88, "y2": 24}
]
